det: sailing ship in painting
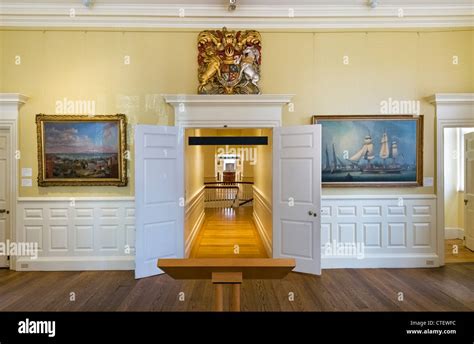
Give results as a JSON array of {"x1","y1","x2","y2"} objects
[
  {"x1": 347, "y1": 131, "x2": 402, "y2": 173},
  {"x1": 323, "y1": 129, "x2": 416, "y2": 183}
]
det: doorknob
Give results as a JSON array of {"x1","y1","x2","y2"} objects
[
  {"x1": 465, "y1": 199, "x2": 469, "y2": 206},
  {"x1": 308, "y1": 211, "x2": 317, "y2": 217},
  {"x1": 0, "y1": 209, "x2": 8, "y2": 214}
]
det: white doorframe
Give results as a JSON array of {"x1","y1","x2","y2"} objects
[
  {"x1": 0, "y1": 124, "x2": 14, "y2": 268},
  {"x1": 430, "y1": 93, "x2": 474, "y2": 266},
  {"x1": 165, "y1": 94, "x2": 293, "y2": 259},
  {"x1": 0, "y1": 93, "x2": 28, "y2": 270}
]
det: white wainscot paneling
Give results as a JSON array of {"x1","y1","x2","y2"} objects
[
  {"x1": 184, "y1": 186, "x2": 205, "y2": 258},
  {"x1": 16, "y1": 197, "x2": 135, "y2": 271},
  {"x1": 321, "y1": 195, "x2": 437, "y2": 268}
]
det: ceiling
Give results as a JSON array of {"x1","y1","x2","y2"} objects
[
  {"x1": 1, "y1": 0, "x2": 473, "y2": 29},
  {"x1": 4, "y1": 0, "x2": 473, "y2": 5}
]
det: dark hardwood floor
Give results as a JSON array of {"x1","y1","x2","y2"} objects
[{"x1": 0, "y1": 264, "x2": 473, "y2": 311}]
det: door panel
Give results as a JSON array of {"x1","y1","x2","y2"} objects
[
  {"x1": 0, "y1": 129, "x2": 9, "y2": 267},
  {"x1": 273, "y1": 125, "x2": 321, "y2": 275},
  {"x1": 464, "y1": 132, "x2": 474, "y2": 251},
  {"x1": 135, "y1": 125, "x2": 184, "y2": 279}
]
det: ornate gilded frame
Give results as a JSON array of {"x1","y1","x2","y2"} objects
[
  {"x1": 312, "y1": 114, "x2": 423, "y2": 187},
  {"x1": 36, "y1": 114, "x2": 128, "y2": 187}
]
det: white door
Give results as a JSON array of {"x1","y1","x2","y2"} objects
[
  {"x1": 0, "y1": 129, "x2": 10, "y2": 267},
  {"x1": 464, "y1": 132, "x2": 474, "y2": 251},
  {"x1": 273, "y1": 125, "x2": 322, "y2": 275},
  {"x1": 135, "y1": 125, "x2": 184, "y2": 279}
]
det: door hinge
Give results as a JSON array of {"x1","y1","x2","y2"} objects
[{"x1": 7, "y1": 255, "x2": 10, "y2": 261}]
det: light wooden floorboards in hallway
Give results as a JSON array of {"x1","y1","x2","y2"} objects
[
  {"x1": 445, "y1": 239, "x2": 474, "y2": 263},
  {"x1": 190, "y1": 207, "x2": 268, "y2": 258}
]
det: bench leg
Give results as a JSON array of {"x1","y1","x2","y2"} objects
[
  {"x1": 214, "y1": 284, "x2": 224, "y2": 311},
  {"x1": 230, "y1": 283, "x2": 241, "y2": 312}
]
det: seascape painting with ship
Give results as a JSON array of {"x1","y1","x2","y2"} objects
[{"x1": 313, "y1": 115, "x2": 423, "y2": 186}]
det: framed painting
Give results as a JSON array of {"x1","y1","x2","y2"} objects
[
  {"x1": 312, "y1": 115, "x2": 423, "y2": 187},
  {"x1": 36, "y1": 114, "x2": 128, "y2": 187}
]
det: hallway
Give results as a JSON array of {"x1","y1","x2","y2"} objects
[{"x1": 190, "y1": 207, "x2": 268, "y2": 258}]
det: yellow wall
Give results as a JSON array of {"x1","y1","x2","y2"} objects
[
  {"x1": 200, "y1": 128, "x2": 259, "y2": 180},
  {"x1": 1, "y1": 29, "x2": 473, "y2": 197},
  {"x1": 253, "y1": 128, "x2": 273, "y2": 204},
  {"x1": 184, "y1": 129, "x2": 204, "y2": 202},
  {"x1": 203, "y1": 145, "x2": 216, "y2": 180},
  {"x1": 184, "y1": 128, "x2": 204, "y2": 244},
  {"x1": 253, "y1": 128, "x2": 273, "y2": 248}
]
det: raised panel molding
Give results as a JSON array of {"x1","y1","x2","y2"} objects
[
  {"x1": 49, "y1": 225, "x2": 68, "y2": 251},
  {"x1": 388, "y1": 223, "x2": 407, "y2": 247},
  {"x1": 16, "y1": 194, "x2": 438, "y2": 270},
  {"x1": 363, "y1": 223, "x2": 382, "y2": 248},
  {"x1": 321, "y1": 194, "x2": 437, "y2": 268},
  {"x1": 16, "y1": 197, "x2": 135, "y2": 271},
  {"x1": 338, "y1": 223, "x2": 357, "y2": 243}
]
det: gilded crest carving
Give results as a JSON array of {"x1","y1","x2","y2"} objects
[{"x1": 198, "y1": 27, "x2": 262, "y2": 94}]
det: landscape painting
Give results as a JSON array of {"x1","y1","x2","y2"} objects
[
  {"x1": 37, "y1": 114, "x2": 127, "y2": 186},
  {"x1": 312, "y1": 115, "x2": 423, "y2": 187}
]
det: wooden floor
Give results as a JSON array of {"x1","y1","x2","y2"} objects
[
  {"x1": 0, "y1": 264, "x2": 472, "y2": 311},
  {"x1": 445, "y1": 239, "x2": 474, "y2": 263},
  {"x1": 190, "y1": 207, "x2": 268, "y2": 258}
]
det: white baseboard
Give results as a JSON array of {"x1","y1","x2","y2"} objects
[
  {"x1": 15, "y1": 256, "x2": 134, "y2": 271},
  {"x1": 445, "y1": 227, "x2": 464, "y2": 240},
  {"x1": 322, "y1": 254, "x2": 440, "y2": 269},
  {"x1": 185, "y1": 210, "x2": 205, "y2": 257},
  {"x1": 252, "y1": 211, "x2": 272, "y2": 257}
]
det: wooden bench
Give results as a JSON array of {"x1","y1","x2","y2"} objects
[{"x1": 158, "y1": 258, "x2": 296, "y2": 311}]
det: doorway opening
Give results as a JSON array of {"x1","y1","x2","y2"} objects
[
  {"x1": 443, "y1": 127, "x2": 474, "y2": 263},
  {"x1": 184, "y1": 128, "x2": 273, "y2": 259}
]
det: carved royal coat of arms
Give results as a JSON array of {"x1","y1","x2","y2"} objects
[{"x1": 197, "y1": 27, "x2": 262, "y2": 95}]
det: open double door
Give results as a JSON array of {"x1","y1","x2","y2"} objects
[{"x1": 134, "y1": 125, "x2": 322, "y2": 279}]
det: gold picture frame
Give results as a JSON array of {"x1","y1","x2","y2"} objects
[
  {"x1": 36, "y1": 114, "x2": 128, "y2": 187},
  {"x1": 312, "y1": 114, "x2": 423, "y2": 187}
]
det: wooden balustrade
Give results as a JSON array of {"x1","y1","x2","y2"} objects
[{"x1": 204, "y1": 181, "x2": 254, "y2": 208}]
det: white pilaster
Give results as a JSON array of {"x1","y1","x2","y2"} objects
[{"x1": 0, "y1": 93, "x2": 29, "y2": 270}]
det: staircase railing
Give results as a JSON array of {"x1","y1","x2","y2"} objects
[{"x1": 204, "y1": 181, "x2": 254, "y2": 208}]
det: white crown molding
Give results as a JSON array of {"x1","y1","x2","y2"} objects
[
  {"x1": 0, "y1": 3, "x2": 473, "y2": 29},
  {"x1": 164, "y1": 94, "x2": 293, "y2": 127},
  {"x1": 0, "y1": 93, "x2": 29, "y2": 105},
  {"x1": 163, "y1": 94, "x2": 294, "y2": 105},
  {"x1": 427, "y1": 93, "x2": 474, "y2": 105}
]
